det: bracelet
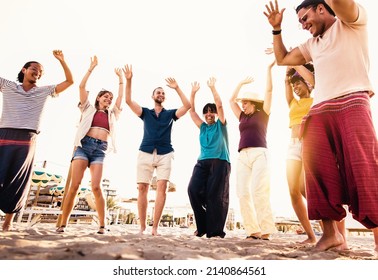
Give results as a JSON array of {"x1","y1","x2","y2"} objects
[
  {"x1": 272, "y1": 29, "x2": 282, "y2": 35},
  {"x1": 88, "y1": 69, "x2": 92, "y2": 73},
  {"x1": 119, "y1": 82, "x2": 124, "y2": 84}
]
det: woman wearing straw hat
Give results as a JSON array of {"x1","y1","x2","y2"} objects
[{"x1": 229, "y1": 58, "x2": 276, "y2": 240}]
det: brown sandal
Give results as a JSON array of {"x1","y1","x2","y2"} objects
[
  {"x1": 261, "y1": 234, "x2": 270, "y2": 240},
  {"x1": 246, "y1": 235, "x2": 261, "y2": 240},
  {"x1": 56, "y1": 225, "x2": 66, "y2": 233},
  {"x1": 97, "y1": 226, "x2": 106, "y2": 234}
]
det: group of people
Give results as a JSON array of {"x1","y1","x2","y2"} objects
[{"x1": 1, "y1": 0, "x2": 377, "y2": 254}]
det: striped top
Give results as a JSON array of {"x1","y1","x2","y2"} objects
[{"x1": 0, "y1": 77, "x2": 56, "y2": 131}]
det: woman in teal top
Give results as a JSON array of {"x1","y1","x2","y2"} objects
[{"x1": 187, "y1": 77, "x2": 231, "y2": 238}]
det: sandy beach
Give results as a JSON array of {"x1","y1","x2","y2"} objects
[{"x1": 0, "y1": 222, "x2": 376, "y2": 260}]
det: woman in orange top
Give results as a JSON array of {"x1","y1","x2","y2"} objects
[{"x1": 285, "y1": 64, "x2": 316, "y2": 244}]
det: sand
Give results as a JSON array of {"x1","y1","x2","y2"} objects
[{"x1": 0, "y1": 222, "x2": 376, "y2": 260}]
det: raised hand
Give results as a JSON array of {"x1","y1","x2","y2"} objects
[
  {"x1": 191, "y1": 81, "x2": 200, "y2": 94},
  {"x1": 239, "y1": 76, "x2": 254, "y2": 86},
  {"x1": 89, "y1": 56, "x2": 98, "y2": 71},
  {"x1": 52, "y1": 50, "x2": 65, "y2": 62},
  {"x1": 263, "y1": 0, "x2": 285, "y2": 29},
  {"x1": 165, "y1": 77, "x2": 178, "y2": 89},
  {"x1": 207, "y1": 77, "x2": 216, "y2": 88},
  {"x1": 123, "y1": 64, "x2": 133, "y2": 80},
  {"x1": 265, "y1": 47, "x2": 274, "y2": 55},
  {"x1": 114, "y1": 67, "x2": 123, "y2": 78},
  {"x1": 265, "y1": 47, "x2": 276, "y2": 67}
]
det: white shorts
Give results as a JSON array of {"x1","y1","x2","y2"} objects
[
  {"x1": 136, "y1": 150, "x2": 174, "y2": 184},
  {"x1": 286, "y1": 138, "x2": 302, "y2": 161}
]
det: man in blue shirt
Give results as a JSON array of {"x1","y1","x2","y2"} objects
[{"x1": 124, "y1": 65, "x2": 191, "y2": 236}]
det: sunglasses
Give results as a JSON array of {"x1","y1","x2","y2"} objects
[{"x1": 299, "y1": 7, "x2": 313, "y2": 25}]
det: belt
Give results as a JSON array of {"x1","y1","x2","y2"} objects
[{"x1": 85, "y1": 135, "x2": 107, "y2": 144}]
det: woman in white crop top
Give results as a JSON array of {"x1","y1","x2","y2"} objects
[{"x1": 57, "y1": 56, "x2": 124, "y2": 234}]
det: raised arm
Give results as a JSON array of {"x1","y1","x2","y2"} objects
[
  {"x1": 189, "y1": 81, "x2": 203, "y2": 128},
  {"x1": 325, "y1": 0, "x2": 359, "y2": 23},
  {"x1": 263, "y1": 1, "x2": 307, "y2": 66},
  {"x1": 165, "y1": 77, "x2": 191, "y2": 119},
  {"x1": 79, "y1": 56, "x2": 97, "y2": 105},
  {"x1": 229, "y1": 77, "x2": 254, "y2": 119},
  {"x1": 285, "y1": 67, "x2": 295, "y2": 106},
  {"x1": 123, "y1": 64, "x2": 142, "y2": 117},
  {"x1": 114, "y1": 68, "x2": 124, "y2": 110},
  {"x1": 292, "y1": 65, "x2": 315, "y2": 87},
  {"x1": 263, "y1": 58, "x2": 275, "y2": 115},
  {"x1": 52, "y1": 50, "x2": 74, "y2": 94},
  {"x1": 207, "y1": 77, "x2": 225, "y2": 125}
]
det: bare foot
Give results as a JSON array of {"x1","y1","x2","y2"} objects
[
  {"x1": 335, "y1": 240, "x2": 349, "y2": 251},
  {"x1": 2, "y1": 224, "x2": 12, "y2": 232},
  {"x1": 299, "y1": 237, "x2": 317, "y2": 245},
  {"x1": 194, "y1": 230, "x2": 205, "y2": 237},
  {"x1": 315, "y1": 232, "x2": 344, "y2": 251},
  {"x1": 151, "y1": 228, "x2": 159, "y2": 236}
]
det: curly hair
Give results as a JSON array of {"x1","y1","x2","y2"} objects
[{"x1": 287, "y1": 63, "x2": 314, "y2": 85}]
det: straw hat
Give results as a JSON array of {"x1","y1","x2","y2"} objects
[{"x1": 235, "y1": 92, "x2": 264, "y2": 104}]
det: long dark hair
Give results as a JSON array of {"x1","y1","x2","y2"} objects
[
  {"x1": 95, "y1": 90, "x2": 113, "y2": 110},
  {"x1": 17, "y1": 61, "x2": 40, "y2": 82}
]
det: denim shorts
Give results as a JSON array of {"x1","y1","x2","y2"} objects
[{"x1": 73, "y1": 135, "x2": 108, "y2": 166}]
